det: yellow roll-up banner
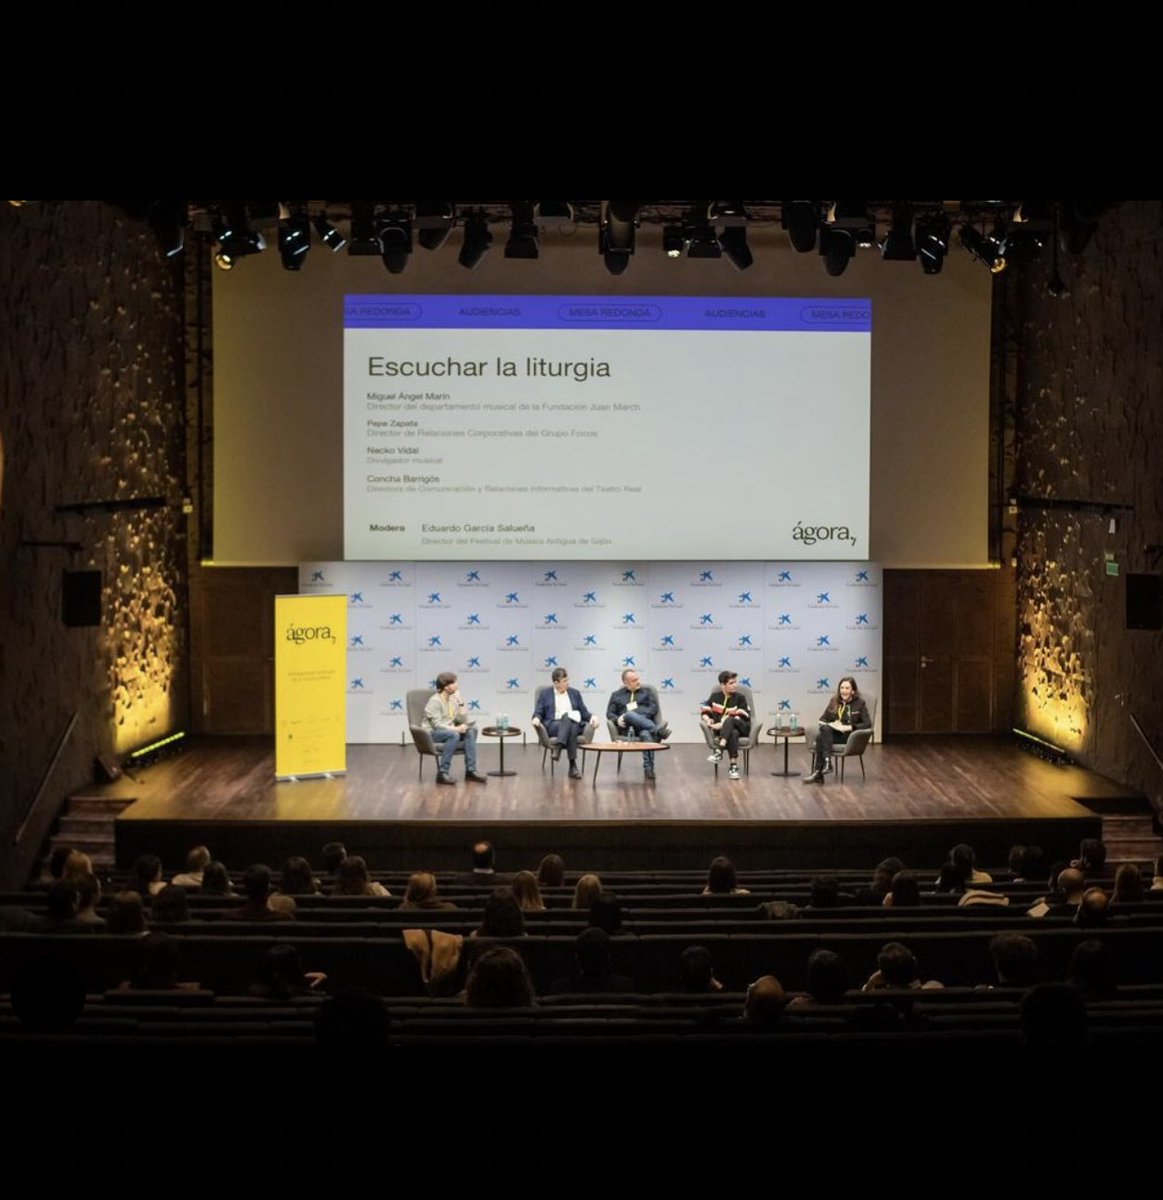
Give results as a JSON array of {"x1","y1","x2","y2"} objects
[{"x1": 275, "y1": 593, "x2": 347, "y2": 779}]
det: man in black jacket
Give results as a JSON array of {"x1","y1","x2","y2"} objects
[{"x1": 607, "y1": 667, "x2": 670, "y2": 780}]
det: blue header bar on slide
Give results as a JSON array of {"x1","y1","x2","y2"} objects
[{"x1": 344, "y1": 295, "x2": 871, "y2": 332}]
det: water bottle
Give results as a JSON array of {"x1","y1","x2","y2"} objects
[
  {"x1": 498, "y1": 712, "x2": 509, "y2": 731},
  {"x1": 789, "y1": 711, "x2": 799, "y2": 733}
]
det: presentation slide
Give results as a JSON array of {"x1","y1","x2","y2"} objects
[{"x1": 344, "y1": 295, "x2": 870, "y2": 561}]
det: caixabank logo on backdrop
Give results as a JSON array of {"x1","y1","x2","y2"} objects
[
  {"x1": 768, "y1": 611, "x2": 800, "y2": 632},
  {"x1": 809, "y1": 634, "x2": 838, "y2": 652},
  {"x1": 307, "y1": 569, "x2": 327, "y2": 586},
  {"x1": 541, "y1": 654, "x2": 563, "y2": 670},
  {"x1": 348, "y1": 677, "x2": 372, "y2": 694},
  {"x1": 381, "y1": 698, "x2": 405, "y2": 715},
  {"x1": 657, "y1": 676, "x2": 683, "y2": 694},
  {"x1": 580, "y1": 675, "x2": 601, "y2": 694},
  {"x1": 771, "y1": 655, "x2": 801, "y2": 674},
  {"x1": 537, "y1": 612, "x2": 567, "y2": 630},
  {"x1": 536, "y1": 568, "x2": 567, "y2": 588},
  {"x1": 461, "y1": 655, "x2": 487, "y2": 673},
  {"x1": 809, "y1": 676, "x2": 834, "y2": 694},
  {"x1": 692, "y1": 655, "x2": 718, "y2": 673},
  {"x1": 348, "y1": 591, "x2": 372, "y2": 609},
  {"x1": 380, "y1": 655, "x2": 410, "y2": 673},
  {"x1": 379, "y1": 569, "x2": 409, "y2": 587},
  {"x1": 734, "y1": 633, "x2": 760, "y2": 652},
  {"x1": 690, "y1": 568, "x2": 721, "y2": 588},
  {"x1": 846, "y1": 611, "x2": 878, "y2": 631},
  {"x1": 652, "y1": 590, "x2": 683, "y2": 609},
  {"x1": 420, "y1": 635, "x2": 451, "y2": 653},
  {"x1": 808, "y1": 590, "x2": 838, "y2": 610},
  {"x1": 656, "y1": 633, "x2": 684, "y2": 652},
  {"x1": 349, "y1": 634, "x2": 373, "y2": 652},
  {"x1": 768, "y1": 569, "x2": 800, "y2": 588},
  {"x1": 458, "y1": 611, "x2": 489, "y2": 630},
  {"x1": 496, "y1": 633, "x2": 527, "y2": 652},
  {"x1": 690, "y1": 612, "x2": 722, "y2": 631},
  {"x1": 729, "y1": 589, "x2": 759, "y2": 609},
  {"x1": 613, "y1": 611, "x2": 639, "y2": 629},
  {"x1": 458, "y1": 569, "x2": 489, "y2": 588},
  {"x1": 851, "y1": 655, "x2": 875, "y2": 673},
  {"x1": 420, "y1": 590, "x2": 450, "y2": 609},
  {"x1": 576, "y1": 632, "x2": 602, "y2": 651},
  {"x1": 574, "y1": 590, "x2": 604, "y2": 609},
  {"x1": 496, "y1": 590, "x2": 527, "y2": 610},
  {"x1": 495, "y1": 676, "x2": 525, "y2": 694},
  {"x1": 612, "y1": 568, "x2": 644, "y2": 588},
  {"x1": 379, "y1": 612, "x2": 411, "y2": 631},
  {"x1": 847, "y1": 569, "x2": 877, "y2": 588}
]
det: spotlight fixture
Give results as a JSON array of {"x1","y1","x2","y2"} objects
[
  {"x1": 148, "y1": 200, "x2": 187, "y2": 258},
  {"x1": 600, "y1": 201, "x2": 638, "y2": 275},
  {"x1": 662, "y1": 225, "x2": 685, "y2": 258},
  {"x1": 416, "y1": 200, "x2": 456, "y2": 251},
  {"x1": 458, "y1": 210, "x2": 493, "y2": 270},
  {"x1": 959, "y1": 223, "x2": 1007, "y2": 273},
  {"x1": 278, "y1": 204, "x2": 311, "y2": 271},
  {"x1": 879, "y1": 203, "x2": 916, "y2": 261},
  {"x1": 536, "y1": 201, "x2": 575, "y2": 230},
  {"x1": 782, "y1": 201, "x2": 819, "y2": 253},
  {"x1": 819, "y1": 226, "x2": 855, "y2": 277},
  {"x1": 711, "y1": 202, "x2": 752, "y2": 270},
  {"x1": 915, "y1": 213, "x2": 951, "y2": 275},
  {"x1": 378, "y1": 212, "x2": 412, "y2": 274},
  {"x1": 830, "y1": 201, "x2": 876, "y2": 248},
  {"x1": 684, "y1": 205, "x2": 720, "y2": 259},
  {"x1": 348, "y1": 203, "x2": 382, "y2": 256},
  {"x1": 214, "y1": 205, "x2": 265, "y2": 270},
  {"x1": 505, "y1": 201, "x2": 539, "y2": 259},
  {"x1": 313, "y1": 213, "x2": 347, "y2": 252}
]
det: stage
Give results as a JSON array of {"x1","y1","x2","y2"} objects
[{"x1": 100, "y1": 734, "x2": 1134, "y2": 872}]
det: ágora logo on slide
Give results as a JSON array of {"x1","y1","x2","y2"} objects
[
  {"x1": 286, "y1": 624, "x2": 337, "y2": 644},
  {"x1": 792, "y1": 522, "x2": 857, "y2": 547}
]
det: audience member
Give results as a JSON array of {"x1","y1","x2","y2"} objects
[
  {"x1": 854, "y1": 857, "x2": 904, "y2": 905},
  {"x1": 511, "y1": 870, "x2": 546, "y2": 912},
  {"x1": 106, "y1": 890, "x2": 148, "y2": 935},
  {"x1": 61, "y1": 850, "x2": 94, "y2": 883},
  {"x1": 455, "y1": 840, "x2": 511, "y2": 887},
  {"x1": 321, "y1": 842, "x2": 348, "y2": 877},
  {"x1": 537, "y1": 853, "x2": 566, "y2": 888},
  {"x1": 572, "y1": 873, "x2": 602, "y2": 910},
  {"x1": 1112, "y1": 863, "x2": 1144, "y2": 905},
  {"x1": 400, "y1": 871, "x2": 457, "y2": 910},
  {"x1": 1075, "y1": 887, "x2": 1110, "y2": 928},
  {"x1": 200, "y1": 861, "x2": 233, "y2": 896},
  {"x1": 1151, "y1": 854, "x2": 1163, "y2": 892},
  {"x1": 588, "y1": 890, "x2": 625, "y2": 936},
  {"x1": 172, "y1": 845, "x2": 211, "y2": 888},
  {"x1": 987, "y1": 932, "x2": 1040, "y2": 987},
  {"x1": 884, "y1": 871, "x2": 920, "y2": 907},
  {"x1": 465, "y1": 945, "x2": 535, "y2": 1007},
  {"x1": 74, "y1": 873, "x2": 105, "y2": 926},
  {"x1": 132, "y1": 853, "x2": 166, "y2": 898},
  {"x1": 807, "y1": 876, "x2": 841, "y2": 909},
  {"x1": 39, "y1": 883, "x2": 100, "y2": 934},
  {"x1": 678, "y1": 945, "x2": 724, "y2": 994},
  {"x1": 1067, "y1": 938, "x2": 1117, "y2": 998},
  {"x1": 332, "y1": 856, "x2": 389, "y2": 897},
  {"x1": 474, "y1": 887, "x2": 526, "y2": 938},
  {"x1": 548, "y1": 928, "x2": 634, "y2": 994},
  {"x1": 268, "y1": 894, "x2": 297, "y2": 917},
  {"x1": 742, "y1": 975, "x2": 786, "y2": 1029},
  {"x1": 1006, "y1": 844, "x2": 1043, "y2": 882},
  {"x1": 934, "y1": 861, "x2": 965, "y2": 895},
  {"x1": 225, "y1": 864, "x2": 293, "y2": 921},
  {"x1": 151, "y1": 884, "x2": 191, "y2": 925},
  {"x1": 248, "y1": 944, "x2": 327, "y2": 1000},
  {"x1": 863, "y1": 942, "x2": 943, "y2": 990},
  {"x1": 122, "y1": 932, "x2": 199, "y2": 990},
  {"x1": 1074, "y1": 837, "x2": 1107, "y2": 879},
  {"x1": 1028, "y1": 867, "x2": 1085, "y2": 919},
  {"x1": 277, "y1": 856, "x2": 319, "y2": 896},
  {"x1": 788, "y1": 949, "x2": 850, "y2": 1008},
  {"x1": 703, "y1": 855, "x2": 750, "y2": 896},
  {"x1": 943, "y1": 843, "x2": 991, "y2": 885}
]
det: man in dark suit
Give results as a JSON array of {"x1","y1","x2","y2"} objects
[{"x1": 532, "y1": 667, "x2": 598, "y2": 779}]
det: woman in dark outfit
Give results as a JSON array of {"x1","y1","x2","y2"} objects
[{"x1": 804, "y1": 676, "x2": 870, "y2": 784}]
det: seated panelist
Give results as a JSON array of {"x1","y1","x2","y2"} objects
[{"x1": 532, "y1": 667, "x2": 597, "y2": 780}]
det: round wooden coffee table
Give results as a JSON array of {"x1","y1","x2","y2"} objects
[
  {"x1": 481, "y1": 726, "x2": 522, "y2": 777},
  {"x1": 583, "y1": 741, "x2": 670, "y2": 784}
]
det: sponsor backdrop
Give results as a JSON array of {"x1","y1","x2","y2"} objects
[
  {"x1": 299, "y1": 563, "x2": 882, "y2": 747},
  {"x1": 274, "y1": 594, "x2": 348, "y2": 779}
]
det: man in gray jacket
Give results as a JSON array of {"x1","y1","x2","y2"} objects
[{"x1": 424, "y1": 671, "x2": 488, "y2": 786}]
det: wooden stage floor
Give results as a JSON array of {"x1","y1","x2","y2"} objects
[{"x1": 107, "y1": 735, "x2": 1133, "y2": 872}]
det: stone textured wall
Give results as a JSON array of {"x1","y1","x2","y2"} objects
[
  {"x1": 0, "y1": 202, "x2": 188, "y2": 884},
  {"x1": 1014, "y1": 201, "x2": 1163, "y2": 793}
]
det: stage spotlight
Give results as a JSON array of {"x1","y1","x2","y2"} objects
[
  {"x1": 348, "y1": 203, "x2": 382, "y2": 256},
  {"x1": 685, "y1": 206, "x2": 720, "y2": 259},
  {"x1": 458, "y1": 211, "x2": 493, "y2": 270},
  {"x1": 214, "y1": 205, "x2": 265, "y2": 270},
  {"x1": 600, "y1": 200, "x2": 638, "y2": 274},
  {"x1": 278, "y1": 205, "x2": 311, "y2": 271},
  {"x1": 537, "y1": 201, "x2": 575, "y2": 229},
  {"x1": 880, "y1": 203, "x2": 916, "y2": 261},
  {"x1": 915, "y1": 213, "x2": 951, "y2": 275},
  {"x1": 959, "y1": 223, "x2": 1007, "y2": 273},
  {"x1": 718, "y1": 226, "x2": 753, "y2": 270},
  {"x1": 379, "y1": 214, "x2": 413, "y2": 274},
  {"x1": 313, "y1": 213, "x2": 347, "y2": 253},
  {"x1": 416, "y1": 200, "x2": 456, "y2": 251},
  {"x1": 819, "y1": 226, "x2": 855, "y2": 276},
  {"x1": 830, "y1": 200, "x2": 875, "y2": 248},
  {"x1": 505, "y1": 201, "x2": 539, "y2": 259},
  {"x1": 663, "y1": 225, "x2": 685, "y2": 258},
  {"x1": 782, "y1": 200, "x2": 819, "y2": 252}
]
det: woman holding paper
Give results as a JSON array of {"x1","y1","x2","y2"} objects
[{"x1": 804, "y1": 676, "x2": 871, "y2": 784}]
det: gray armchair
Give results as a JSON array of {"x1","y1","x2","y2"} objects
[
  {"x1": 698, "y1": 684, "x2": 763, "y2": 776},
  {"x1": 829, "y1": 726, "x2": 873, "y2": 781},
  {"x1": 406, "y1": 688, "x2": 464, "y2": 780},
  {"x1": 531, "y1": 687, "x2": 598, "y2": 774}
]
